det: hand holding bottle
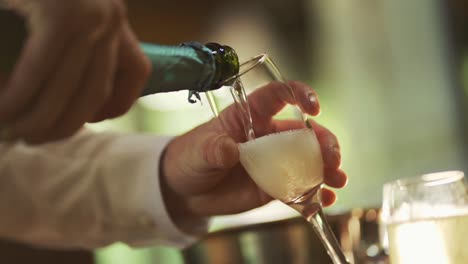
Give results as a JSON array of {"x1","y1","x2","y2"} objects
[{"x1": 0, "y1": 0, "x2": 151, "y2": 144}]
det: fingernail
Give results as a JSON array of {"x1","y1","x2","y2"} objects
[
  {"x1": 332, "y1": 145, "x2": 341, "y2": 167},
  {"x1": 325, "y1": 133, "x2": 341, "y2": 168},
  {"x1": 307, "y1": 93, "x2": 320, "y2": 115},
  {"x1": 331, "y1": 144, "x2": 340, "y2": 155},
  {"x1": 308, "y1": 93, "x2": 318, "y2": 105}
]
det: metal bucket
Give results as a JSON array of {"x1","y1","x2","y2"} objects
[{"x1": 182, "y1": 208, "x2": 388, "y2": 264}]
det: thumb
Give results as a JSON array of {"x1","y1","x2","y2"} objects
[{"x1": 191, "y1": 133, "x2": 239, "y2": 173}]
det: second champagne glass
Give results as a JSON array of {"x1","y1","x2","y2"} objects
[
  {"x1": 381, "y1": 171, "x2": 468, "y2": 264},
  {"x1": 209, "y1": 54, "x2": 349, "y2": 264}
]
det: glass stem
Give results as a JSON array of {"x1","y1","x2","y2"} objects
[{"x1": 309, "y1": 208, "x2": 350, "y2": 264}]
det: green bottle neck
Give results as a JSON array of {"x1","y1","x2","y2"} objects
[
  {"x1": 0, "y1": 8, "x2": 240, "y2": 104},
  {"x1": 140, "y1": 42, "x2": 239, "y2": 103}
]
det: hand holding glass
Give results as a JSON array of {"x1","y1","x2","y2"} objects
[{"x1": 209, "y1": 54, "x2": 349, "y2": 264}]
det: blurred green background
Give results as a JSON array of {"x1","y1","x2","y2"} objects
[{"x1": 88, "y1": 0, "x2": 468, "y2": 263}]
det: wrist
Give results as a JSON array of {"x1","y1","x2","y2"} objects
[{"x1": 159, "y1": 143, "x2": 209, "y2": 236}]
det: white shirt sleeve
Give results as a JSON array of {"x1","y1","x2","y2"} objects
[{"x1": 0, "y1": 130, "x2": 207, "y2": 249}]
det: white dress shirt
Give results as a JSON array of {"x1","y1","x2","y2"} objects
[{"x1": 0, "y1": 130, "x2": 203, "y2": 249}]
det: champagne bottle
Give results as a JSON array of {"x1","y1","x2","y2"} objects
[
  {"x1": 141, "y1": 42, "x2": 239, "y2": 103},
  {"x1": 0, "y1": 10, "x2": 239, "y2": 103}
]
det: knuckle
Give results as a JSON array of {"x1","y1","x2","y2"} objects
[
  {"x1": 110, "y1": 0, "x2": 127, "y2": 24},
  {"x1": 13, "y1": 125, "x2": 43, "y2": 143},
  {"x1": 0, "y1": 96, "x2": 28, "y2": 123},
  {"x1": 68, "y1": 3, "x2": 111, "y2": 35},
  {"x1": 90, "y1": 86, "x2": 112, "y2": 106},
  {"x1": 91, "y1": 0, "x2": 127, "y2": 34},
  {"x1": 23, "y1": 137, "x2": 46, "y2": 145},
  {"x1": 0, "y1": 104, "x2": 13, "y2": 122},
  {"x1": 202, "y1": 144, "x2": 213, "y2": 166},
  {"x1": 126, "y1": 53, "x2": 153, "y2": 85},
  {"x1": 139, "y1": 56, "x2": 153, "y2": 80},
  {"x1": 202, "y1": 134, "x2": 221, "y2": 165},
  {"x1": 103, "y1": 6, "x2": 120, "y2": 31},
  {"x1": 110, "y1": 98, "x2": 133, "y2": 117},
  {"x1": 56, "y1": 127, "x2": 79, "y2": 141},
  {"x1": 84, "y1": 5, "x2": 110, "y2": 27},
  {"x1": 86, "y1": 88, "x2": 114, "y2": 117},
  {"x1": 39, "y1": 125, "x2": 78, "y2": 144}
]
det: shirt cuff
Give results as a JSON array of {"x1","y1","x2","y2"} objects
[{"x1": 124, "y1": 135, "x2": 209, "y2": 249}]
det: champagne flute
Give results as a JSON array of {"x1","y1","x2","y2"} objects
[
  {"x1": 209, "y1": 54, "x2": 349, "y2": 264},
  {"x1": 381, "y1": 171, "x2": 468, "y2": 264}
]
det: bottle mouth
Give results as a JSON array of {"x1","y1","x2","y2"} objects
[
  {"x1": 220, "y1": 53, "x2": 268, "y2": 86},
  {"x1": 205, "y1": 43, "x2": 240, "y2": 89}
]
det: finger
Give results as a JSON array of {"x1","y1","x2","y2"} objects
[
  {"x1": 195, "y1": 133, "x2": 239, "y2": 172},
  {"x1": 257, "y1": 189, "x2": 273, "y2": 205},
  {"x1": 259, "y1": 119, "x2": 341, "y2": 171},
  {"x1": 47, "y1": 28, "x2": 119, "y2": 140},
  {"x1": 91, "y1": 24, "x2": 151, "y2": 122},
  {"x1": 218, "y1": 81, "x2": 319, "y2": 139},
  {"x1": 271, "y1": 119, "x2": 305, "y2": 134},
  {"x1": 9, "y1": 31, "x2": 95, "y2": 143},
  {"x1": 288, "y1": 80, "x2": 320, "y2": 116},
  {"x1": 247, "y1": 81, "x2": 319, "y2": 122},
  {"x1": 309, "y1": 119, "x2": 341, "y2": 169},
  {"x1": 272, "y1": 119, "x2": 347, "y2": 188},
  {"x1": 321, "y1": 188, "x2": 337, "y2": 207},
  {"x1": 250, "y1": 119, "x2": 304, "y2": 139},
  {"x1": 323, "y1": 168, "x2": 348, "y2": 189},
  {"x1": 0, "y1": 25, "x2": 66, "y2": 123},
  {"x1": 188, "y1": 166, "x2": 272, "y2": 216},
  {"x1": 162, "y1": 130, "x2": 239, "y2": 198}
]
